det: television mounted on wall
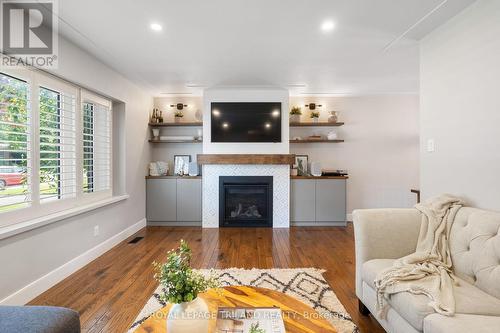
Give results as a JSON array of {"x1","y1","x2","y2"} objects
[{"x1": 211, "y1": 102, "x2": 282, "y2": 143}]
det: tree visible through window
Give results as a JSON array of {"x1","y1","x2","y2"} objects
[{"x1": 0, "y1": 72, "x2": 30, "y2": 212}]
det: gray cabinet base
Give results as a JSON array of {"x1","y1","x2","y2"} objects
[
  {"x1": 291, "y1": 221, "x2": 347, "y2": 227},
  {"x1": 147, "y1": 221, "x2": 202, "y2": 227}
]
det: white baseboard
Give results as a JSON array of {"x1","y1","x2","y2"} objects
[
  {"x1": 347, "y1": 213, "x2": 353, "y2": 222},
  {"x1": 0, "y1": 218, "x2": 146, "y2": 306}
]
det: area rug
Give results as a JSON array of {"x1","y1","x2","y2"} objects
[{"x1": 130, "y1": 268, "x2": 359, "y2": 333}]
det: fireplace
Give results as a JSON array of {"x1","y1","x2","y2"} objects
[{"x1": 219, "y1": 176, "x2": 273, "y2": 227}]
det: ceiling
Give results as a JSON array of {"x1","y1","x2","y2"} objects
[{"x1": 56, "y1": 0, "x2": 476, "y2": 96}]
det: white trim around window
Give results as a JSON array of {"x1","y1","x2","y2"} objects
[{"x1": 0, "y1": 66, "x2": 114, "y2": 228}]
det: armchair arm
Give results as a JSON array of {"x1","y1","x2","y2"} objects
[{"x1": 353, "y1": 208, "x2": 421, "y2": 298}]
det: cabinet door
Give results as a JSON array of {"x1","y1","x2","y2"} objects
[
  {"x1": 315, "y1": 180, "x2": 346, "y2": 222},
  {"x1": 176, "y1": 179, "x2": 202, "y2": 222},
  {"x1": 146, "y1": 179, "x2": 177, "y2": 221},
  {"x1": 290, "y1": 179, "x2": 316, "y2": 222}
]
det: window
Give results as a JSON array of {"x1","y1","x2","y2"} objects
[
  {"x1": 0, "y1": 68, "x2": 113, "y2": 227},
  {"x1": 82, "y1": 92, "x2": 112, "y2": 195},
  {"x1": 0, "y1": 72, "x2": 31, "y2": 212},
  {"x1": 39, "y1": 86, "x2": 77, "y2": 202}
]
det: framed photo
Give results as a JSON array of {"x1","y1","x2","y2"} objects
[
  {"x1": 294, "y1": 155, "x2": 308, "y2": 176},
  {"x1": 174, "y1": 155, "x2": 191, "y2": 176}
]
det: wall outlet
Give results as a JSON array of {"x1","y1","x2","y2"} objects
[
  {"x1": 93, "y1": 225, "x2": 100, "y2": 237},
  {"x1": 427, "y1": 139, "x2": 435, "y2": 152}
]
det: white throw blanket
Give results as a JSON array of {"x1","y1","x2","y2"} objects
[{"x1": 374, "y1": 194, "x2": 465, "y2": 318}]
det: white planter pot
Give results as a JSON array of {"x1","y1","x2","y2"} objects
[
  {"x1": 167, "y1": 297, "x2": 209, "y2": 333},
  {"x1": 290, "y1": 114, "x2": 300, "y2": 123}
]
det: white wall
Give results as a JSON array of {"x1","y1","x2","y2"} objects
[
  {"x1": 420, "y1": 0, "x2": 500, "y2": 209},
  {"x1": 290, "y1": 95, "x2": 420, "y2": 213},
  {"x1": 0, "y1": 37, "x2": 152, "y2": 304},
  {"x1": 203, "y1": 88, "x2": 289, "y2": 154},
  {"x1": 152, "y1": 97, "x2": 203, "y2": 169}
]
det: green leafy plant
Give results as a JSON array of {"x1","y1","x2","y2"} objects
[
  {"x1": 310, "y1": 111, "x2": 320, "y2": 118},
  {"x1": 289, "y1": 106, "x2": 302, "y2": 115},
  {"x1": 249, "y1": 322, "x2": 266, "y2": 333},
  {"x1": 174, "y1": 111, "x2": 184, "y2": 118},
  {"x1": 153, "y1": 240, "x2": 220, "y2": 304}
]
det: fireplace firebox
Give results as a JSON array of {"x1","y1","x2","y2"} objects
[{"x1": 219, "y1": 176, "x2": 273, "y2": 227}]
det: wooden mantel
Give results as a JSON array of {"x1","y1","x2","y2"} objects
[{"x1": 197, "y1": 154, "x2": 295, "y2": 165}]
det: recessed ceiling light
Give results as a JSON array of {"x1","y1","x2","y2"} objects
[
  {"x1": 265, "y1": 123, "x2": 271, "y2": 128},
  {"x1": 271, "y1": 110, "x2": 280, "y2": 117},
  {"x1": 321, "y1": 20, "x2": 335, "y2": 33},
  {"x1": 150, "y1": 23, "x2": 163, "y2": 32},
  {"x1": 222, "y1": 122, "x2": 229, "y2": 128},
  {"x1": 212, "y1": 110, "x2": 221, "y2": 117}
]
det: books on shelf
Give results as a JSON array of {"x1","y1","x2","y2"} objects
[{"x1": 216, "y1": 307, "x2": 285, "y2": 333}]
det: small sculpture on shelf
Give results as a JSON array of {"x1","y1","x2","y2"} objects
[
  {"x1": 289, "y1": 106, "x2": 302, "y2": 123},
  {"x1": 150, "y1": 108, "x2": 163, "y2": 123}
]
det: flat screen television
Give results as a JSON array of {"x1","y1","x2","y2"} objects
[{"x1": 211, "y1": 102, "x2": 282, "y2": 143}]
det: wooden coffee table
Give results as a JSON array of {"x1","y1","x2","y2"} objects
[{"x1": 135, "y1": 286, "x2": 337, "y2": 332}]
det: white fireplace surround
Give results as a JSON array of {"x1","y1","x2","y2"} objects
[
  {"x1": 201, "y1": 87, "x2": 291, "y2": 228},
  {"x1": 202, "y1": 164, "x2": 290, "y2": 228}
]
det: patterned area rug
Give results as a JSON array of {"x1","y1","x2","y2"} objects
[{"x1": 130, "y1": 268, "x2": 359, "y2": 333}]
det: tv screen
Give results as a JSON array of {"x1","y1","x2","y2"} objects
[{"x1": 211, "y1": 102, "x2": 282, "y2": 143}]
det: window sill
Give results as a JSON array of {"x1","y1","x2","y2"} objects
[{"x1": 0, "y1": 194, "x2": 130, "y2": 241}]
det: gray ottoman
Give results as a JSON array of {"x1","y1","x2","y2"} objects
[{"x1": 0, "y1": 306, "x2": 80, "y2": 333}]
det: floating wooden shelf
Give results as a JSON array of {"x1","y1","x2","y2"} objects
[
  {"x1": 148, "y1": 122, "x2": 203, "y2": 127},
  {"x1": 290, "y1": 122, "x2": 344, "y2": 127},
  {"x1": 290, "y1": 139, "x2": 344, "y2": 143},
  {"x1": 148, "y1": 140, "x2": 202, "y2": 143}
]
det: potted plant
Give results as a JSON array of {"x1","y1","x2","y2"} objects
[
  {"x1": 310, "y1": 111, "x2": 320, "y2": 123},
  {"x1": 153, "y1": 240, "x2": 220, "y2": 333},
  {"x1": 174, "y1": 111, "x2": 184, "y2": 123},
  {"x1": 289, "y1": 106, "x2": 302, "y2": 123}
]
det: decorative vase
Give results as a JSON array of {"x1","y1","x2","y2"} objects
[
  {"x1": 152, "y1": 128, "x2": 160, "y2": 140},
  {"x1": 328, "y1": 111, "x2": 339, "y2": 123},
  {"x1": 167, "y1": 297, "x2": 209, "y2": 333},
  {"x1": 174, "y1": 117, "x2": 182, "y2": 123},
  {"x1": 312, "y1": 117, "x2": 319, "y2": 123},
  {"x1": 195, "y1": 109, "x2": 203, "y2": 122},
  {"x1": 290, "y1": 114, "x2": 300, "y2": 123}
]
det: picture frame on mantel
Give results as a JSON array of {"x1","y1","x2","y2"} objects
[
  {"x1": 174, "y1": 155, "x2": 191, "y2": 176},
  {"x1": 294, "y1": 155, "x2": 308, "y2": 176}
]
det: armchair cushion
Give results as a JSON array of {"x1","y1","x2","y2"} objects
[
  {"x1": 424, "y1": 314, "x2": 500, "y2": 333},
  {"x1": 362, "y1": 258, "x2": 500, "y2": 331}
]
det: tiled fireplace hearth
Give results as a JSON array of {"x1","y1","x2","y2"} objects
[{"x1": 199, "y1": 154, "x2": 293, "y2": 228}]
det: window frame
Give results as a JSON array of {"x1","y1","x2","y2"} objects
[{"x1": 0, "y1": 66, "x2": 113, "y2": 228}]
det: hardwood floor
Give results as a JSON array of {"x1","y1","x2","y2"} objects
[{"x1": 29, "y1": 225, "x2": 385, "y2": 333}]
